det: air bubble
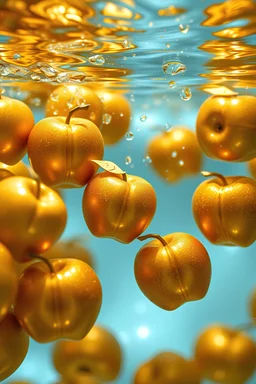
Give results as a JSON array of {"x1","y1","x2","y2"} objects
[
  {"x1": 123, "y1": 56, "x2": 127, "y2": 61},
  {"x1": 125, "y1": 156, "x2": 132, "y2": 165},
  {"x1": 102, "y1": 114, "x2": 112, "y2": 125},
  {"x1": 13, "y1": 53, "x2": 21, "y2": 60},
  {"x1": 90, "y1": 112, "x2": 96, "y2": 121},
  {"x1": 180, "y1": 87, "x2": 192, "y2": 101},
  {"x1": 166, "y1": 43, "x2": 171, "y2": 48},
  {"x1": 29, "y1": 97, "x2": 42, "y2": 107},
  {"x1": 143, "y1": 156, "x2": 152, "y2": 165},
  {"x1": 50, "y1": 91, "x2": 59, "y2": 102},
  {"x1": 162, "y1": 61, "x2": 186, "y2": 75},
  {"x1": 179, "y1": 160, "x2": 184, "y2": 166},
  {"x1": 53, "y1": 109, "x2": 59, "y2": 116},
  {"x1": 169, "y1": 81, "x2": 176, "y2": 89},
  {"x1": 0, "y1": 64, "x2": 10, "y2": 76},
  {"x1": 120, "y1": 112, "x2": 124, "y2": 117},
  {"x1": 171, "y1": 151, "x2": 177, "y2": 158},
  {"x1": 88, "y1": 55, "x2": 105, "y2": 66},
  {"x1": 123, "y1": 40, "x2": 131, "y2": 48},
  {"x1": 140, "y1": 115, "x2": 147, "y2": 122},
  {"x1": 165, "y1": 123, "x2": 172, "y2": 132},
  {"x1": 125, "y1": 132, "x2": 134, "y2": 141},
  {"x1": 179, "y1": 24, "x2": 190, "y2": 33},
  {"x1": 130, "y1": 94, "x2": 135, "y2": 102},
  {"x1": 182, "y1": 146, "x2": 185, "y2": 150},
  {"x1": 67, "y1": 97, "x2": 75, "y2": 109}
]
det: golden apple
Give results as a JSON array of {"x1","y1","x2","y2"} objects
[
  {"x1": 82, "y1": 170, "x2": 157, "y2": 243},
  {"x1": 194, "y1": 325, "x2": 256, "y2": 383},
  {"x1": 196, "y1": 95, "x2": 256, "y2": 161},
  {"x1": 0, "y1": 243, "x2": 18, "y2": 320},
  {"x1": 0, "y1": 176, "x2": 67, "y2": 262},
  {"x1": 134, "y1": 352, "x2": 201, "y2": 384},
  {"x1": 95, "y1": 90, "x2": 131, "y2": 145},
  {"x1": 0, "y1": 96, "x2": 34, "y2": 165},
  {"x1": 44, "y1": 239, "x2": 94, "y2": 269},
  {"x1": 14, "y1": 258, "x2": 102, "y2": 343},
  {"x1": 192, "y1": 172, "x2": 256, "y2": 246},
  {"x1": 53, "y1": 325, "x2": 122, "y2": 382},
  {"x1": 0, "y1": 161, "x2": 31, "y2": 181},
  {"x1": 134, "y1": 233, "x2": 211, "y2": 310},
  {"x1": 27, "y1": 107, "x2": 104, "y2": 188},
  {"x1": 46, "y1": 85, "x2": 103, "y2": 128},
  {"x1": 248, "y1": 157, "x2": 256, "y2": 178},
  {"x1": 0, "y1": 313, "x2": 29, "y2": 381},
  {"x1": 147, "y1": 126, "x2": 202, "y2": 182}
]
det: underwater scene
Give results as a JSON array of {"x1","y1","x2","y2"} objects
[{"x1": 0, "y1": 0, "x2": 256, "y2": 383}]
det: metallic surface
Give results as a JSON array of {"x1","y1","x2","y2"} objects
[
  {"x1": 82, "y1": 172, "x2": 157, "y2": 243},
  {"x1": 0, "y1": 313, "x2": 29, "y2": 381},
  {"x1": 192, "y1": 175, "x2": 256, "y2": 246},
  {"x1": 194, "y1": 325, "x2": 256, "y2": 384},
  {"x1": 134, "y1": 352, "x2": 201, "y2": 384},
  {"x1": 46, "y1": 85, "x2": 103, "y2": 128},
  {"x1": 53, "y1": 325, "x2": 122, "y2": 382},
  {"x1": 0, "y1": 176, "x2": 67, "y2": 262},
  {"x1": 96, "y1": 90, "x2": 131, "y2": 145},
  {"x1": 0, "y1": 96, "x2": 34, "y2": 165},
  {"x1": 147, "y1": 127, "x2": 202, "y2": 182},
  {"x1": 0, "y1": 243, "x2": 18, "y2": 320},
  {"x1": 44, "y1": 240, "x2": 94, "y2": 269},
  {"x1": 14, "y1": 259, "x2": 102, "y2": 343},
  {"x1": 196, "y1": 95, "x2": 256, "y2": 162},
  {"x1": 27, "y1": 116, "x2": 104, "y2": 188},
  {"x1": 134, "y1": 233, "x2": 211, "y2": 310}
]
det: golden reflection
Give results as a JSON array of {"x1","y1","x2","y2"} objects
[{"x1": 158, "y1": 5, "x2": 186, "y2": 16}]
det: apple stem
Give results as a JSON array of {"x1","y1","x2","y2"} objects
[
  {"x1": 65, "y1": 105, "x2": 90, "y2": 125},
  {"x1": 34, "y1": 177, "x2": 41, "y2": 199},
  {"x1": 29, "y1": 254, "x2": 54, "y2": 274},
  {"x1": 138, "y1": 234, "x2": 168, "y2": 247},
  {"x1": 201, "y1": 171, "x2": 228, "y2": 186},
  {"x1": 122, "y1": 173, "x2": 127, "y2": 182}
]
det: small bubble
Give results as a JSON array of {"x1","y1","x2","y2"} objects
[
  {"x1": 125, "y1": 156, "x2": 132, "y2": 165},
  {"x1": 77, "y1": 97, "x2": 87, "y2": 107},
  {"x1": 143, "y1": 156, "x2": 152, "y2": 165},
  {"x1": 148, "y1": 21, "x2": 153, "y2": 27},
  {"x1": 13, "y1": 53, "x2": 21, "y2": 60},
  {"x1": 125, "y1": 132, "x2": 134, "y2": 141},
  {"x1": 179, "y1": 160, "x2": 184, "y2": 166},
  {"x1": 88, "y1": 55, "x2": 105, "y2": 66},
  {"x1": 67, "y1": 97, "x2": 75, "y2": 109},
  {"x1": 123, "y1": 56, "x2": 127, "y2": 61},
  {"x1": 165, "y1": 123, "x2": 172, "y2": 132},
  {"x1": 169, "y1": 81, "x2": 176, "y2": 89},
  {"x1": 130, "y1": 94, "x2": 135, "y2": 102},
  {"x1": 29, "y1": 97, "x2": 41, "y2": 107},
  {"x1": 162, "y1": 61, "x2": 186, "y2": 75},
  {"x1": 179, "y1": 24, "x2": 190, "y2": 33},
  {"x1": 123, "y1": 40, "x2": 131, "y2": 48},
  {"x1": 0, "y1": 87, "x2": 5, "y2": 95},
  {"x1": 166, "y1": 43, "x2": 171, "y2": 48},
  {"x1": 102, "y1": 113, "x2": 112, "y2": 125},
  {"x1": 132, "y1": 53, "x2": 136, "y2": 57},
  {"x1": 171, "y1": 151, "x2": 177, "y2": 158},
  {"x1": 180, "y1": 87, "x2": 192, "y2": 101},
  {"x1": 50, "y1": 91, "x2": 59, "y2": 102},
  {"x1": 30, "y1": 73, "x2": 41, "y2": 81},
  {"x1": 140, "y1": 115, "x2": 147, "y2": 122},
  {"x1": 120, "y1": 112, "x2": 124, "y2": 117},
  {"x1": 182, "y1": 146, "x2": 185, "y2": 150},
  {"x1": 53, "y1": 109, "x2": 59, "y2": 116},
  {"x1": 90, "y1": 112, "x2": 96, "y2": 121}
]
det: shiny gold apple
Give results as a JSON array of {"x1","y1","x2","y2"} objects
[
  {"x1": 95, "y1": 90, "x2": 131, "y2": 145},
  {"x1": 194, "y1": 325, "x2": 256, "y2": 384},
  {"x1": 82, "y1": 171, "x2": 157, "y2": 243},
  {"x1": 27, "y1": 107, "x2": 104, "y2": 188},
  {"x1": 0, "y1": 176, "x2": 67, "y2": 262},
  {"x1": 0, "y1": 313, "x2": 29, "y2": 381},
  {"x1": 196, "y1": 95, "x2": 256, "y2": 161},
  {"x1": 14, "y1": 258, "x2": 102, "y2": 343},
  {"x1": 134, "y1": 352, "x2": 201, "y2": 384},
  {"x1": 248, "y1": 157, "x2": 256, "y2": 179},
  {"x1": 0, "y1": 161, "x2": 31, "y2": 181},
  {"x1": 147, "y1": 126, "x2": 202, "y2": 182},
  {"x1": 0, "y1": 96, "x2": 34, "y2": 165},
  {"x1": 0, "y1": 243, "x2": 18, "y2": 320},
  {"x1": 134, "y1": 233, "x2": 211, "y2": 310},
  {"x1": 53, "y1": 325, "x2": 122, "y2": 382},
  {"x1": 44, "y1": 239, "x2": 94, "y2": 269},
  {"x1": 192, "y1": 172, "x2": 256, "y2": 246},
  {"x1": 46, "y1": 85, "x2": 103, "y2": 128}
]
